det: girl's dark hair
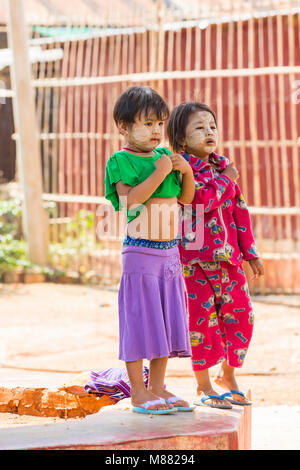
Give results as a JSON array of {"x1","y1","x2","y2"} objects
[
  {"x1": 167, "y1": 102, "x2": 217, "y2": 152},
  {"x1": 113, "y1": 86, "x2": 170, "y2": 125}
]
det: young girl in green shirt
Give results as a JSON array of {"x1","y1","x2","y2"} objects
[{"x1": 105, "y1": 86, "x2": 195, "y2": 414}]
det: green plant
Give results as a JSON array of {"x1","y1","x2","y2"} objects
[
  {"x1": 0, "y1": 199, "x2": 98, "y2": 278},
  {"x1": 0, "y1": 198, "x2": 22, "y2": 238},
  {"x1": 65, "y1": 209, "x2": 95, "y2": 250},
  {"x1": 0, "y1": 198, "x2": 56, "y2": 277},
  {"x1": 0, "y1": 235, "x2": 27, "y2": 264},
  {"x1": 47, "y1": 210, "x2": 96, "y2": 269}
]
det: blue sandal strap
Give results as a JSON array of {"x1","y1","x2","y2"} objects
[
  {"x1": 143, "y1": 398, "x2": 166, "y2": 409},
  {"x1": 220, "y1": 392, "x2": 233, "y2": 399},
  {"x1": 230, "y1": 390, "x2": 246, "y2": 397},
  {"x1": 166, "y1": 396, "x2": 183, "y2": 404},
  {"x1": 220, "y1": 391, "x2": 246, "y2": 399},
  {"x1": 201, "y1": 394, "x2": 224, "y2": 403}
]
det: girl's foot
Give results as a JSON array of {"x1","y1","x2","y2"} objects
[
  {"x1": 193, "y1": 368, "x2": 227, "y2": 407},
  {"x1": 196, "y1": 385, "x2": 228, "y2": 407},
  {"x1": 131, "y1": 389, "x2": 173, "y2": 411},
  {"x1": 149, "y1": 387, "x2": 190, "y2": 409},
  {"x1": 214, "y1": 371, "x2": 250, "y2": 405}
]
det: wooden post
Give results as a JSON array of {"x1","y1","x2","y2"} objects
[{"x1": 6, "y1": 0, "x2": 48, "y2": 265}]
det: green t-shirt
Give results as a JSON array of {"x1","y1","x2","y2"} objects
[{"x1": 104, "y1": 147, "x2": 181, "y2": 222}]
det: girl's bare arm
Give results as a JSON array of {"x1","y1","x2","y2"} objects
[
  {"x1": 178, "y1": 167, "x2": 195, "y2": 204},
  {"x1": 168, "y1": 154, "x2": 195, "y2": 204}
]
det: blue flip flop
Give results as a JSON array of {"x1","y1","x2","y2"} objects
[
  {"x1": 193, "y1": 394, "x2": 232, "y2": 409},
  {"x1": 165, "y1": 396, "x2": 196, "y2": 412},
  {"x1": 132, "y1": 398, "x2": 178, "y2": 415},
  {"x1": 220, "y1": 390, "x2": 252, "y2": 406}
]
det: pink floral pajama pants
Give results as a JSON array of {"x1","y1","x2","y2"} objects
[{"x1": 183, "y1": 260, "x2": 254, "y2": 371}]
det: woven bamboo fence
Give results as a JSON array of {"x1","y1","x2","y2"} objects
[{"x1": 3, "y1": 1, "x2": 300, "y2": 292}]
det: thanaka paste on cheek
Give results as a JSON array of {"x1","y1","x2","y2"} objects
[
  {"x1": 185, "y1": 129, "x2": 205, "y2": 150},
  {"x1": 126, "y1": 122, "x2": 162, "y2": 151},
  {"x1": 184, "y1": 112, "x2": 218, "y2": 158},
  {"x1": 130, "y1": 126, "x2": 151, "y2": 145}
]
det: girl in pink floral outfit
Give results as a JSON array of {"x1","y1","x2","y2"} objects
[{"x1": 167, "y1": 102, "x2": 264, "y2": 408}]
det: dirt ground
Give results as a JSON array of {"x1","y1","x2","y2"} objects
[{"x1": 0, "y1": 282, "x2": 299, "y2": 428}]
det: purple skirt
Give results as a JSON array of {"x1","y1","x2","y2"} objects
[{"x1": 118, "y1": 245, "x2": 191, "y2": 362}]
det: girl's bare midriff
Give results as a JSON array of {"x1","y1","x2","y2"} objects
[{"x1": 126, "y1": 196, "x2": 179, "y2": 241}]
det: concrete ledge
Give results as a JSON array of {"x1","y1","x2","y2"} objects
[{"x1": 0, "y1": 393, "x2": 251, "y2": 450}]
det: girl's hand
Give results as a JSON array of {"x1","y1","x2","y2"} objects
[
  {"x1": 169, "y1": 153, "x2": 191, "y2": 174},
  {"x1": 155, "y1": 154, "x2": 173, "y2": 176},
  {"x1": 223, "y1": 162, "x2": 239, "y2": 182},
  {"x1": 248, "y1": 258, "x2": 264, "y2": 281}
]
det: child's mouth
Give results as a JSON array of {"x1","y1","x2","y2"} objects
[{"x1": 205, "y1": 140, "x2": 215, "y2": 145}]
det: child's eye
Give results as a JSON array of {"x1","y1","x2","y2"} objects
[
  {"x1": 145, "y1": 122, "x2": 153, "y2": 126},
  {"x1": 196, "y1": 127, "x2": 204, "y2": 130},
  {"x1": 158, "y1": 122, "x2": 164, "y2": 126}
]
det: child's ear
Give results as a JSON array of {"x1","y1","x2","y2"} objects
[
  {"x1": 178, "y1": 138, "x2": 186, "y2": 152},
  {"x1": 117, "y1": 121, "x2": 128, "y2": 136}
]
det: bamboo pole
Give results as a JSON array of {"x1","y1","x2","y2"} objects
[
  {"x1": 89, "y1": 34, "x2": 100, "y2": 197},
  {"x1": 286, "y1": 12, "x2": 300, "y2": 291},
  {"x1": 6, "y1": 0, "x2": 48, "y2": 265},
  {"x1": 287, "y1": 13, "x2": 300, "y2": 253},
  {"x1": 185, "y1": 23, "x2": 192, "y2": 101},
  {"x1": 155, "y1": 0, "x2": 165, "y2": 95},
  {"x1": 166, "y1": 28, "x2": 174, "y2": 111},
  {"x1": 66, "y1": 26, "x2": 77, "y2": 208},
  {"x1": 41, "y1": 192, "x2": 300, "y2": 215},
  {"x1": 267, "y1": 15, "x2": 282, "y2": 244},
  {"x1": 194, "y1": 24, "x2": 201, "y2": 102},
  {"x1": 47, "y1": 31, "x2": 61, "y2": 243},
  {"x1": 141, "y1": 28, "x2": 148, "y2": 75},
  {"x1": 96, "y1": 34, "x2": 107, "y2": 197},
  {"x1": 112, "y1": 33, "x2": 122, "y2": 152},
  {"x1": 237, "y1": 19, "x2": 248, "y2": 194},
  {"x1": 204, "y1": 24, "x2": 211, "y2": 105},
  {"x1": 82, "y1": 26, "x2": 93, "y2": 199},
  {"x1": 175, "y1": 26, "x2": 181, "y2": 104},
  {"x1": 248, "y1": 18, "x2": 262, "y2": 220},
  {"x1": 51, "y1": 34, "x2": 61, "y2": 197},
  {"x1": 227, "y1": 20, "x2": 235, "y2": 159},
  {"x1": 277, "y1": 14, "x2": 292, "y2": 242},
  {"x1": 31, "y1": 65, "x2": 300, "y2": 88},
  {"x1": 58, "y1": 34, "x2": 70, "y2": 205},
  {"x1": 135, "y1": 32, "x2": 141, "y2": 74},
  {"x1": 89, "y1": 30, "x2": 101, "y2": 261},
  {"x1": 14, "y1": 133, "x2": 300, "y2": 147},
  {"x1": 105, "y1": 41, "x2": 113, "y2": 162},
  {"x1": 30, "y1": 33, "x2": 45, "y2": 201},
  {"x1": 86, "y1": 88, "x2": 98, "y2": 244},
  {"x1": 216, "y1": 23, "x2": 224, "y2": 156},
  {"x1": 74, "y1": 23, "x2": 85, "y2": 206},
  {"x1": 248, "y1": 17, "x2": 264, "y2": 291},
  {"x1": 42, "y1": 33, "x2": 54, "y2": 195},
  {"x1": 107, "y1": 35, "x2": 117, "y2": 157},
  {"x1": 257, "y1": 16, "x2": 275, "y2": 252}
]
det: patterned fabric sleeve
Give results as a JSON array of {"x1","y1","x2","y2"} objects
[
  {"x1": 232, "y1": 183, "x2": 259, "y2": 260},
  {"x1": 192, "y1": 173, "x2": 236, "y2": 213}
]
